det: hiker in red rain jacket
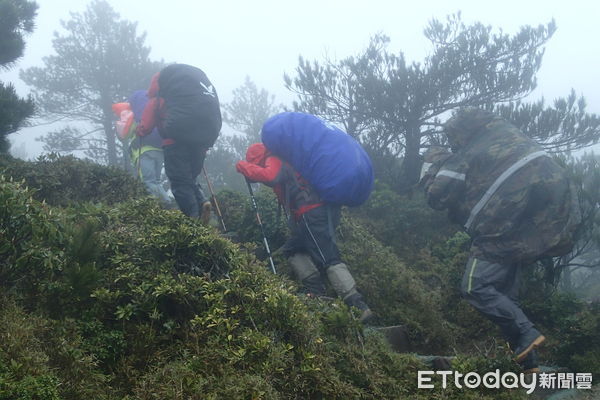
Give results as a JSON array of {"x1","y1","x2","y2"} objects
[
  {"x1": 236, "y1": 143, "x2": 373, "y2": 323},
  {"x1": 137, "y1": 64, "x2": 221, "y2": 223}
]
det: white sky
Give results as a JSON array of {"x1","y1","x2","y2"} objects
[{"x1": 3, "y1": 0, "x2": 600, "y2": 158}]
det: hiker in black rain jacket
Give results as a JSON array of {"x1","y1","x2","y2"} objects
[{"x1": 137, "y1": 64, "x2": 222, "y2": 222}]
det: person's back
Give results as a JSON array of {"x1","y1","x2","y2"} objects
[
  {"x1": 237, "y1": 141, "x2": 374, "y2": 323},
  {"x1": 430, "y1": 108, "x2": 580, "y2": 264},
  {"x1": 157, "y1": 63, "x2": 222, "y2": 147},
  {"x1": 261, "y1": 112, "x2": 373, "y2": 207},
  {"x1": 137, "y1": 64, "x2": 221, "y2": 220},
  {"x1": 126, "y1": 90, "x2": 172, "y2": 207},
  {"x1": 423, "y1": 107, "x2": 582, "y2": 372}
]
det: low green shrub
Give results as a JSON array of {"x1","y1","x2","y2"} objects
[
  {"x1": 354, "y1": 181, "x2": 457, "y2": 263},
  {"x1": 339, "y1": 216, "x2": 454, "y2": 353},
  {"x1": 0, "y1": 165, "x2": 534, "y2": 398},
  {"x1": 0, "y1": 296, "x2": 108, "y2": 400},
  {"x1": 0, "y1": 153, "x2": 145, "y2": 206},
  {"x1": 217, "y1": 188, "x2": 288, "y2": 252},
  {"x1": 523, "y1": 291, "x2": 600, "y2": 376}
]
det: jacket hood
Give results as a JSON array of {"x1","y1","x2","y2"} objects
[
  {"x1": 246, "y1": 143, "x2": 270, "y2": 166},
  {"x1": 423, "y1": 146, "x2": 452, "y2": 164},
  {"x1": 444, "y1": 107, "x2": 496, "y2": 150}
]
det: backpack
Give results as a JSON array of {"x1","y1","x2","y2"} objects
[
  {"x1": 158, "y1": 64, "x2": 222, "y2": 146},
  {"x1": 111, "y1": 102, "x2": 134, "y2": 141},
  {"x1": 261, "y1": 112, "x2": 374, "y2": 206}
]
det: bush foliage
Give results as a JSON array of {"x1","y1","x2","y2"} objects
[
  {"x1": 211, "y1": 167, "x2": 600, "y2": 384},
  {"x1": 0, "y1": 153, "x2": 145, "y2": 206},
  {"x1": 0, "y1": 155, "x2": 597, "y2": 398}
]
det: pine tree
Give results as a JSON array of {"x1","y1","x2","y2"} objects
[
  {"x1": 0, "y1": 0, "x2": 37, "y2": 153},
  {"x1": 20, "y1": 0, "x2": 162, "y2": 165},
  {"x1": 205, "y1": 77, "x2": 282, "y2": 192},
  {"x1": 286, "y1": 14, "x2": 600, "y2": 190}
]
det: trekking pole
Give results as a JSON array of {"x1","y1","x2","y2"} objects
[
  {"x1": 136, "y1": 135, "x2": 143, "y2": 180},
  {"x1": 245, "y1": 178, "x2": 276, "y2": 274},
  {"x1": 202, "y1": 167, "x2": 227, "y2": 232}
]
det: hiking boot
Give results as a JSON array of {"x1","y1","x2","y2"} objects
[
  {"x1": 300, "y1": 272, "x2": 328, "y2": 298},
  {"x1": 513, "y1": 328, "x2": 545, "y2": 363},
  {"x1": 519, "y1": 349, "x2": 540, "y2": 374},
  {"x1": 200, "y1": 201, "x2": 212, "y2": 225},
  {"x1": 344, "y1": 293, "x2": 374, "y2": 324}
]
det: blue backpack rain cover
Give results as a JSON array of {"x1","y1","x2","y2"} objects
[{"x1": 261, "y1": 112, "x2": 374, "y2": 206}]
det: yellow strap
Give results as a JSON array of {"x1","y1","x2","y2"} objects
[{"x1": 130, "y1": 145, "x2": 161, "y2": 162}]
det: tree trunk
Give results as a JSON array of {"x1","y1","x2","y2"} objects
[
  {"x1": 103, "y1": 112, "x2": 118, "y2": 166},
  {"x1": 542, "y1": 258, "x2": 559, "y2": 288},
  {"x1": 398, "y1": 126, "x2": 422, "y2": 192},
  {"x1": 345, "y1": 114, "x2": 359, "y2": 139}
]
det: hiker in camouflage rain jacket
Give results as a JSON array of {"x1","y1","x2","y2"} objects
[{"x1": 421, "y1": 107, "x2": 581, "y2": 373}]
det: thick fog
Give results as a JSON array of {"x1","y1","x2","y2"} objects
[{"x1": 2, "y1": 0, "x2": 599, "y2": 158}]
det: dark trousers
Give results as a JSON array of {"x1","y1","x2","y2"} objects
[
  {"x1": 163, "y1": 141, "x2": 208, "y2": 218},
  {"x1": 460, "y1": 255, "x2": 534, "y2": 344},
  {"x1": 282, "y1": 205, "x2": 342, "y2": 271}
]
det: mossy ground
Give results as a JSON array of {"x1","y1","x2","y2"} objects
[{"x1": 1, "y1": 155, "x2": 596, "y2": 399}]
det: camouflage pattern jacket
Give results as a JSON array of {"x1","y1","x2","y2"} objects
[{"x1": 423, "y1": 109, "x2": 581, "y2": 264}]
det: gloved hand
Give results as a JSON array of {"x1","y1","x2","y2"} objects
[{"x1": 235, "y1": 160, "x2": 248, "y2": 174}]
